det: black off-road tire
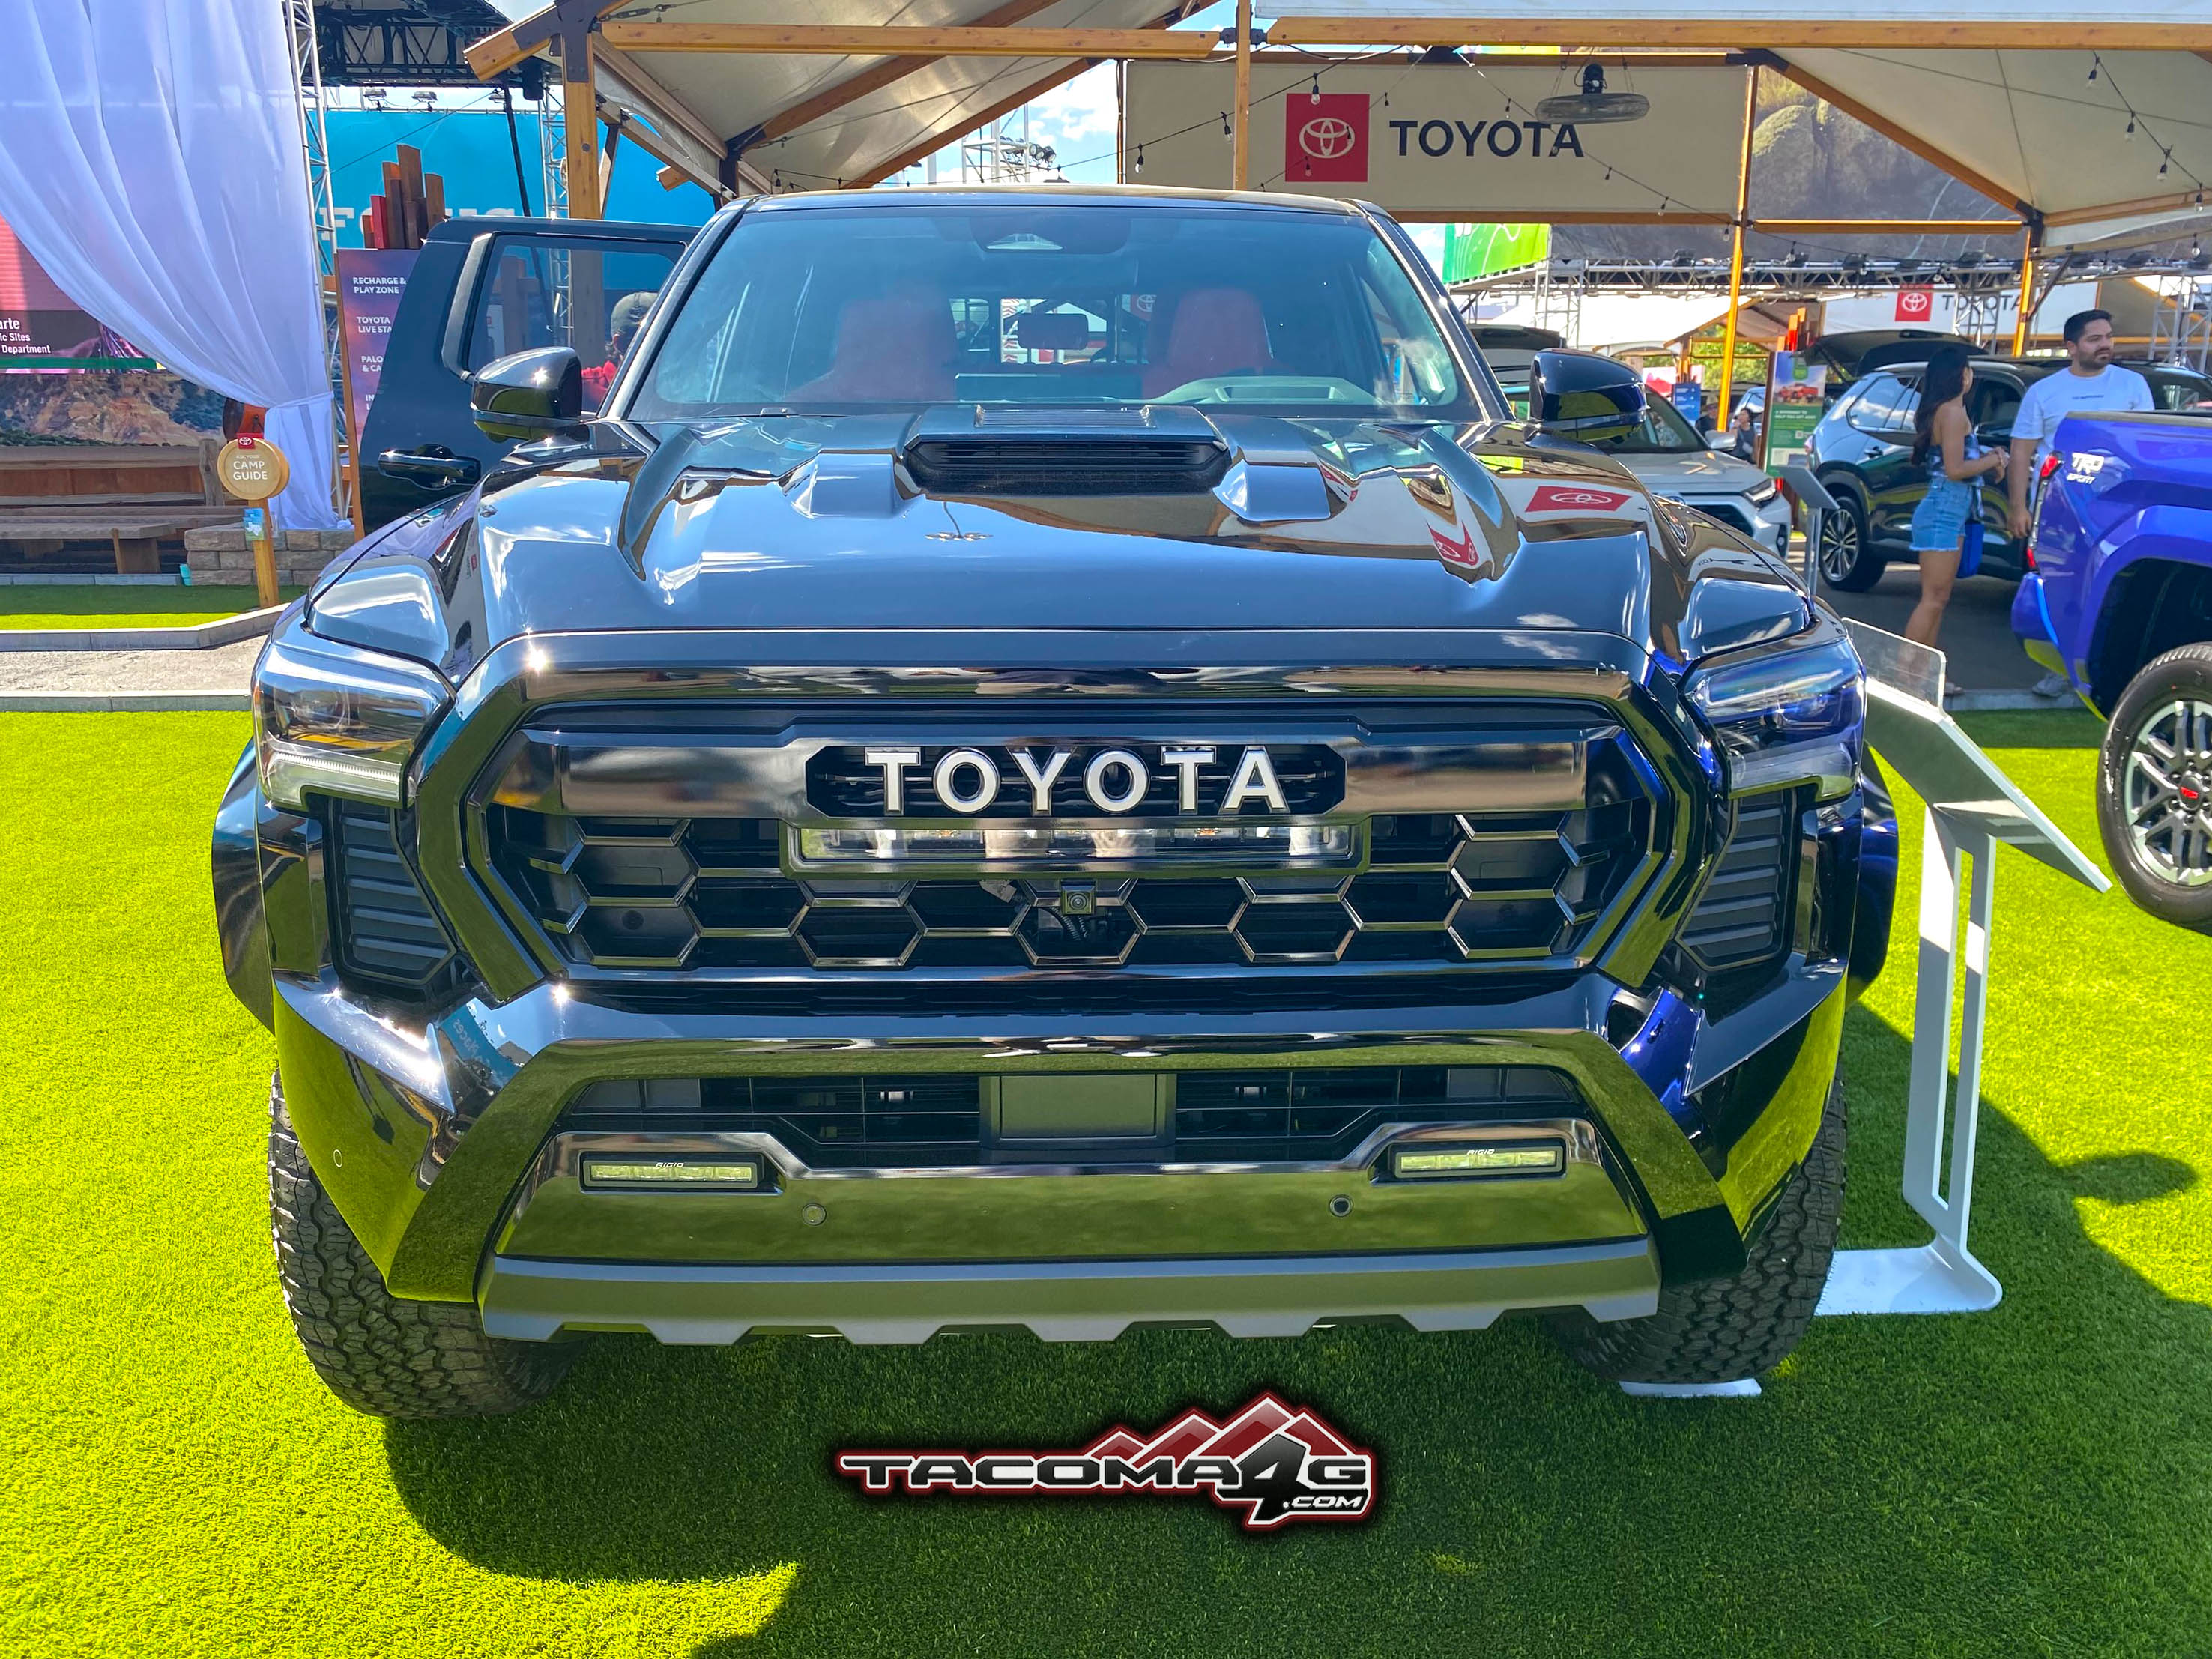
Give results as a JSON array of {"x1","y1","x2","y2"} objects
[
  {"x1": 2097, "y1": 644, "x2": 2212, "y2": 934},
  {"x1": 1816, "y1": 484, "x2": 1885, "y2": 593},
  {"x1": 1552, "y1": 1072, "x2": 1845, "y2": 1385},
  {"x1": 269, "y1": 1077, "x2": 578, "y2": 1418}
]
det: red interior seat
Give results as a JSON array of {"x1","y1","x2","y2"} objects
[
  {"x1": 1143, "y1": 288, "x2": 1274, "y2": 397},
  {"x1": 792, "y1": 291, "x2": 956, "y2": 402}
]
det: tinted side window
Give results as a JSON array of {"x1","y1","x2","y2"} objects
[
  {"x1": 1846, "y1": 375, "x2": 1908, "y2": 436},
  {"x1": 1968, "y1": 375, "x2": 2022, "y2": 435},
  {"x1": 2150, "y1": 370, "x2": 2212, "y2": 410},
  {"x1": 465, "y1": 235, "x2": 680, "y2": 411}
]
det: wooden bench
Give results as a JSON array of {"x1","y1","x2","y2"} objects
[{"x1": 0, "y1": 441, "x2": 238, "y2": 573}]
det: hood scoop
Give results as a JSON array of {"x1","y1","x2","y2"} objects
[{"x1": 902, "y1": 405, "x2": 1229, "y2": 496}]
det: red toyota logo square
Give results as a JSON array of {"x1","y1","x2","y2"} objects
[{"x1": 1287, "y1": 93, "x2": 1368, "y2": 184}]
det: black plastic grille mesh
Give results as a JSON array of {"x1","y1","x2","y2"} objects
[
  {"x1": 1679, "y1": 793, "x2": 1798, "y2": 969},
  {"x1": 903, "y1": 438, "x2": 1228, "y2": 495},
  {"x1": 488, "y1": 800, "x2": 1651, "y2": 973},
  {"x1": 326, "y1": 801, "x2": 465, "y2": 1000},
  {"x1": 563, "y1": 1065, "x2": 1580, "y2": 1169}
]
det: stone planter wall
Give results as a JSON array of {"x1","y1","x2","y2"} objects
[{"x1": 184, "y1": 526, "x2": 356, "y2": 587}]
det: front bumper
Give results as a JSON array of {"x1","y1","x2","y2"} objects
[
  {"x1": 1679, "y1": 492, "x2": 1791, "y2": 554},
  {"x1": 480, "y1": 1240, "x2": 1662, "y2": 1345},
  {"x1": 271, "y1": 962, "x2": 1848, "y2": 1344}
]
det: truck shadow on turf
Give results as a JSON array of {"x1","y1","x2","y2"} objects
[{"x1": 381, "y1": 1009, "x2": 2212, "y2": 1655}]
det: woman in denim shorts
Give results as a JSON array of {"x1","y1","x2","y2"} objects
[{"x1": 1905, "y1": 344, "x2": 2007, "y2": 659}]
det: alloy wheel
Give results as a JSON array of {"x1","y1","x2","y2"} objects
[
  {"x1": 1816, "y1": 509, "x2": 1860, "y2": 585},
  {"x1": 2123, "y1": 698, "x2": 2212, "y2": 886}
]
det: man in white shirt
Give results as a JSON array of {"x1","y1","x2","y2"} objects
[
  {"x1": 2007, "y1": 309, "x2": 2152, "y2": 536},
  {"x1": 2007, "y1": 309, "x2": 2152, "y2": 695}
]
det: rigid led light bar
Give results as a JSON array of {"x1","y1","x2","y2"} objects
[
  {"x1": 580, "y1": 1157, "x2": 761, "y2": 1191},
  {"x1": 1390, "y1": 1142, "x2": 1567, "y2": 1180}
]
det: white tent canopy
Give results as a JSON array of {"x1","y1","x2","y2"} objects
[
  {"x1": 476, "y1": 0, "x2": 2212, "y2": 250},
  {"x1": 1265, "y1": 4, "x2": 2212, "y2": 250},
  {"x1": 474, "y1": 0, "x2": 1203, "y2": 198}
]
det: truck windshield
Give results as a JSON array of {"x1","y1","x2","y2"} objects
[{"x1": 626, "y1": 202, "x2": 1478, "y2": 420}]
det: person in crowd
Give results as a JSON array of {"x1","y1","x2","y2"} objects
[
  {"x1": 1905, "y1": 344, "x2": 2007, "y2": 665},
  {"x1": 581, "y1": 290, "x2": 657, "y2": 405},
  {"x1": 2008, "y1": 309, "x2": 2151, "y2": 695},
  {"x1": 1723, "y1": 399, "x2": 1759, "y2": 461}
]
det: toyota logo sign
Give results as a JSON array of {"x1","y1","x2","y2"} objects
[
  {"x1": 1285, "y1": 91, "x2": 1368, "y2": 182},
  {"x1": 1299, "y1": 116, "x2": 1357, "y2": 160}
]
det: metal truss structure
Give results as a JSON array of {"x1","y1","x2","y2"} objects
[
  {"x1": 2151, "y1": 283, "x2": 2212, "y2": 370},
  {"x1": 311, "y1": 1, "x2": 517, "y2": 87}
]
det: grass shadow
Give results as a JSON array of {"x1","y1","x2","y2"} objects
[{"x1": 384, "y1": 1009, "x2": 2212, "y2": 1655}]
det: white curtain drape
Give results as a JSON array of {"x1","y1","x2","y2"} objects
[{"x1": 0, "y1": 0, "x2": 345, "y2": 530}]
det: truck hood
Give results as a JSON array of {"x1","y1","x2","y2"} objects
[
  {"x1": 1608, "y1": 448, "x2": 1773, "y2": 497},
  {"x1": 312, "y1": 412, "x2": 1811, "y2": 681}
]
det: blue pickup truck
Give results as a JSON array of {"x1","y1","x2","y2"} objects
[{"x1": 2015, "y1": 409, "x2": 2212, "y2": 930}]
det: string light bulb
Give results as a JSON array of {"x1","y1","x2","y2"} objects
[
  {"x1": 1310, "y1": 74, "x2": 1322, "y2": 103},
  {"x1": 1134, "y1": 142, "x2": 1144, "y2": 174},
  {"x1": 2125, "y1": 115, "x2": 2136, "y2": 141},
  {"x1": 2088, "y1": 54, "x2": 2100, "y2": 82},
  {"x1": 1221, "y1": 111, "x2": 1232, "y2": 139}
]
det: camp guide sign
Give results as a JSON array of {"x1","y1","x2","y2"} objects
[{"x1": 1123, "y1": 61, "x2": 1746, "y2": 218}]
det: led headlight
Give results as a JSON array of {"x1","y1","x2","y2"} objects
[
  {"x1": 1685, "y1": 629, "x2": 1864, "y2": 797},
  {"x1": 255, "y1": 624, "x2": 450, "y2": 810},
  {"x1": 1745, "y1": 477, "x2": 1781, "y2": 506}
]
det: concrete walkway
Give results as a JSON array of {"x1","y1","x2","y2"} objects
[{"x1": 0, "y1": 638, "x2": 259, "y2": 710}]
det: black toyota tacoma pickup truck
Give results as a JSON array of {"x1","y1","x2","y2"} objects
[{"x1": 216, "y1": 187, "x2": 1895, "y2": 1417}]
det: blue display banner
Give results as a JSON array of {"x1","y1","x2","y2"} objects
[{"x1": 327, "y1": 110, "x2": 717, "y2": 243}]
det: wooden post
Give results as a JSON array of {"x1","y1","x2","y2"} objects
[
  {"x1": 247, "y1": 506, "x2": 281, "y2": 609},
  {"x1": 1714, "y1": 64, "x2": 1759, "y2": 426},
  {"x1": 562, "y1": 23, "x2": 602, "y2": 220},
  {"x1": 2010, "y1": 225, "x2": 2040, "y2": 357},
  {"x1": 1231, "y1": 0, "x2": 1253, "y2": 189},
  {"x1": 1116, "y1": 58, "x2": 1126, "y2": 184}
]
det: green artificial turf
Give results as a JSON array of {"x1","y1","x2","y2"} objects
[
  {"x1": 1, "y1": 708, "x2": 2208, "y2": 1656},
  {"x1": 0, "y1": 584, "x2": 301, "y2": 630}
]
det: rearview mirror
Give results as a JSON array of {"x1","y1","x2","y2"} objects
[
  {"x1": 1531, "y1": 350, "x2": 1646, "y2": 441},
  {"x1": 471, "y1": 346, "x2": 584, "y2": 441}
]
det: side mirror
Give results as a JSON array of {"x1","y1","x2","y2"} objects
[
  {"x1": 1531, "y1": 349, "x2": 1646, "y2": 441},
  {"x1": 471, "y1": 346, "x2": 584, "y2": 441}
]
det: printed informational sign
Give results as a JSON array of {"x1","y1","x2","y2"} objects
[
  {"x1": 336, "y1": 247, "x2": 418, "y2": 436},
  {"x1": 0, "y1": 214, "x2": 156, "y2": 370},
  {"x1": 217, "y1": 436, "x2": 290, "y2": 503},
  {"x1": 1671, "y1": 379, "x2": 1705, "y2": 428},
  {"x1": 1125, "y1": 61, "x2": 1746, "y2": 217},
  {"x1": 1895, "y1": 288, "x2": 1936, "y2": 323},
  {"x1": 1765, "y1": 352, "x2": 1828, "y2": 472}
]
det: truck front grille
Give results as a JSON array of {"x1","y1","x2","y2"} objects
[
  {"x1": 488, "y1": 802, "x2": 1650, "y2": 972},
  {"x1": 563, "y1": 1065, "x2": 1583, "y2": 1169}
]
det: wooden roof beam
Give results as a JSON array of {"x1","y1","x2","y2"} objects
[
  {"x1": 1269, "y1": 16, "x2": 2212, "y2": 49},
  {"x1": 741, "y1": 0, "x2": 1067, "y2": 151},
  {"x1": 465, "y1": 0, "x2": 626, "y2": 81},
  {"x1": 851, "y1": 56, "x2": 1105, "y2": 186},
  {"x1": 599, "y1": 22, "x2": 1220, "y2": 59}
]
